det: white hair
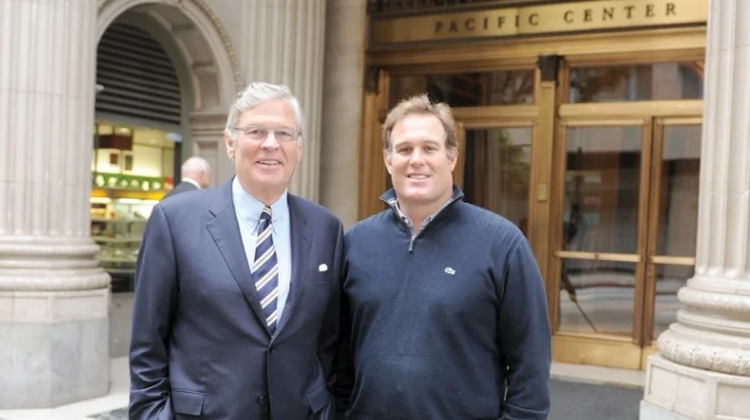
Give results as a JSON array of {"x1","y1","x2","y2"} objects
[{"x1": 224, "y1": 82, "x2": 305, "y2": 143}]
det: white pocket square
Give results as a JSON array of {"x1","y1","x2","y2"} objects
[{"x1": 318, "y1": 263, "x2": 328, "y2": 272}]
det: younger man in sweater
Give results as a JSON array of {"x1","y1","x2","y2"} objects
[{"x1": 338, "y1": 94, "x2": 551, "y2": 420}]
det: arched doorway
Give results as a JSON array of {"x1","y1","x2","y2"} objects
[{"x1": 94, "y1": 0, "x2": 239, "y2": 356}]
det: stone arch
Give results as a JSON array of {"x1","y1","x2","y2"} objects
[
  {"x1": 98, "y1": 0, "x2": 239, "y2": 109},
  {"x1": 97, "y1": 0, "x2": 240, "y2": 174}
]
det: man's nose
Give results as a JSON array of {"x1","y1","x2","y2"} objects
[
  {"x1": 261, "y1": 131, "x2": 281, "y2": 148},
  {"x1": 409, "y1": 149, "x2": 425, "y2": 165}
]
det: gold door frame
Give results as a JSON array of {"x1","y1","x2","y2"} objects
[
  {"x1": 550, "y1": 102, "x2": 702, "y2": 369},
  {"x1": 640, "y1": 116, "x2": 701, "y2": 364}
]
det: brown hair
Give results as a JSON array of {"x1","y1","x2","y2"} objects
[{"x1": 382, "y1": 94, "x2": 457, "y2": 155}]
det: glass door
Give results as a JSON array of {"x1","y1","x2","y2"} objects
[
  {"x1": 462, "y1": 125, "x2": 534, "y2": 236},
  {"x1": 554, "y1": 121, "x2": 651, "y2": 368},
  {"x1": 643, "y1": 119, "x2": 701, "y2": 350},
  {"x1": 552, "y1": 115, "x2": 701, "y2": 369}
]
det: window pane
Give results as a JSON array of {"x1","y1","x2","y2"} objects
[
  {"x1": 559, "y1": 260, "x2": 635, "y2": 336},
  {"x1": 652, "y1": 265, "x2": 692, "y2": 340},
  {"x1": 657, "y1": 125, "x2": 701, "y2": 257},
  {"x1": 569, "y1": 62, "x2": 704, "y2": 103},
  {"x1": 463, "y1": 127, "x2": 531, "y2": 236},
  {"x1": 390, "y1": 70, "x2": 535, "y2": 108},
  {"x1": 563, "y1": 126, "x2": 642, "y2": 254}
]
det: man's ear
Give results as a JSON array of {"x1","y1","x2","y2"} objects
[
  {"x1": 224, "y1": 132, "x2": 235, "y2": 161},
  {"x1": 383, "y1": 149, "x2": 393, "y2": 174},
  {"x1": 448, "y1": 146, "x2": 459, "y2": 172}
]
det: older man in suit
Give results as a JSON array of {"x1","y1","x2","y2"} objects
[
  {"x1": 163, "y1": 156, "x2": 212, "y2": 199},
  {"x1": 129, "y1": 82, "x2": 344, "y2": 420}
]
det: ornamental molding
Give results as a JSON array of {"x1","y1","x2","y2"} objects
[
  {"x1": 679, "y1": 286, "x2": 750, "y2": 315},
  {"x1": 658, "y1": 329, "x2": 750, "y2": 377},
  {"x1": 0, "y1": 270, "x2": 111, "y2": 291}
]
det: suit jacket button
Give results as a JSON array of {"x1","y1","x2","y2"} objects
[{"x1": 257, "y1": 395, "x2": 267, "y2": 405}]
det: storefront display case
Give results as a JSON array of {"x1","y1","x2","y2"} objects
[
  {"x1": 91, "y1": 191, "x2": 162, "y2": 292},
  {"x1": 91, "y1": 123, "x2": 176, "y2": 292}
]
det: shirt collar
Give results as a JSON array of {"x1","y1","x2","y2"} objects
[
  {"x1": 382, "y1": 186, "x2": 464, "y2": 235},
  {"x1": 182, "y1": 177, "x2": 201, "y2": 189},
  {"x1": 232, "y1": 177, "x2": 289, "y2": 226}
]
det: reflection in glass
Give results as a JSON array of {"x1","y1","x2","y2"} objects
[
  {"x1": 463, "y1": 128, "x2": 531, "y2": 236},
  {"x1": 652, "y1": 265, "x2": 693, "y2": 339},
  {"x1": 651, "y1": 124, "x2": 701, "y2": 341},
  {"x1": 559, "y1": 126, "x2": 642, "y2": 337},
  {"x1": 569, "y1": 62, "x2": 704, "y2": 103},
  {"x1": 563, "y1": 126, "x2": 642, "y2": 255},
  {"x1": 657, "y1": 125, "x2": 701, "y2": 257},
  {"x1": 558, "y1": 261, "x2": 636, "y2": 336},
  {"x1": 390, "y1": 70, "x2": 535, "y2": 108}
]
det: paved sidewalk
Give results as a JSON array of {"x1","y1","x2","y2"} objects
[{"x1": 0, "y1": 358, "x2": 645, "y2": 420}]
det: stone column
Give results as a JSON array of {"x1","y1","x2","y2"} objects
[
  {"x1": 0, "y1": 0, "x2": 110, "y2": 408},
  {"x1": 241, "y1": 0, "x2": 326, "y2": 201},
  {"x1": 320, "y1": 0, "x2": 366, "y2": 228},
  {"x1": 641, "y1": 0, "x2": 750, "y2": 418}
]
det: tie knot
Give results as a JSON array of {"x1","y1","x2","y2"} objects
[{"x1": 260, "y1": 206, "x2": 272, "y2": 221}]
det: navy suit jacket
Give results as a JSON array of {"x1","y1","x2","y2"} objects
[
  {"x1": 162, "y1": 181, "x2": 198, "y2": 199},
  {"x1": 129, "y1": 179, "x2": 345, "y2": 420}
]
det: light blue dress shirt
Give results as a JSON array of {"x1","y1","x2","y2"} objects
[{"x1": 232, "y1": 177, "x2": 292, "y2": 325}]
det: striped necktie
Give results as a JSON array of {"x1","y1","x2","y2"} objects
[{"x1": 252, "y1": 206, "x2": 279, "y2": 334}]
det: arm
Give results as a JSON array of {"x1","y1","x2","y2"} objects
[
  {"x1": 497, "y1": 239, "x2": 551, "y2": 420},
  {"x1": 129, "y1": 204, "x2": 178, "y2": 420},
  {"x1": 334, "y1": 272, "x2": 354, "y2": 420},
  {"x1": 318, "y1": 222, "x2": 345, "y2": 393}
]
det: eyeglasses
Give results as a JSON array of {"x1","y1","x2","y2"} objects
[{"x1": 232, "y1": 125, "x2": 298, "y2": 143}]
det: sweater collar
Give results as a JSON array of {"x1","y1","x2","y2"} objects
[{"x1": 380, "y1": 185, "x2": 465, "y2": 232}]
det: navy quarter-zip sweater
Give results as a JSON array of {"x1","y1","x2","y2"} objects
[{"x1": 339, "y1": 187, "x2": 551, "y2": 420}]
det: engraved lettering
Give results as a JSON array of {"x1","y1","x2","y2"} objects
[
  {"x1": 483, "y1": 17, "x2": 489, "y2": 29},
  {"x1": 528, "y1": 13, "x2": 539, "y2": 26},
  {"x1": 624, "y1": 5, "x2": 635, "y2": 18},
  {"x1": 603, "y1": 7, "x2": 614, "y2": 21},
  {"x1": 666, "y1": 2, "x2": 677, "y2": 16},
  {"x1": 434, "y1": 21, "x2": 443, "y2": 34},
  {"x1": 584, "y1": 9, "x2": 593, "y2": 22},
  {"x1": 498, "y1": 16, "x2": 506, "y2": 28},
  {"x1": 449, "y1": 20, "x2": 459, "y2": 32},
  {"x1": 564, "y1": 10, "x2": 574, "y2": 23},
  {"x1": 465, "y1": 18, "x2": 475, "y2": 31},
  {"x1": 646, "y1": 4, "x2": 655, "y2": 17}
]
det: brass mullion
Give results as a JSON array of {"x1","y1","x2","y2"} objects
[
  {"x1": 632, "y1": 119, "x2": 654, "y2": 347},
  {"x1": 530, "y1": 64, "x2": 556, "y2": 324},
  {"x1": 651, "y1": 255, "x2": 696, "y2": 266},
  {"x1": 358, "y1": 71, "x2": 390, "y2": 221},
  {"x1": 453, "y1": 105, "x2": 538, "y2": 124},
  {"x1": 560, "y1": 100, "x2": 703, "y2": 119},
  {"x1": 556, "y1": 251, "x2": 641, "y2": 263},
  {"x1": 639, "y1": 118, "x2": 664, "y2": 347},
  {"x1": 454, "y1": 122, "x2": 466, "y2": 189}
]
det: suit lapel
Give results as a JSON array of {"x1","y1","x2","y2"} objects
[
  {"x1": 205, "y1": 181, "x2": 269, "y2": 336},
  {"x1": 274, "y1": 194, "x2": 311, "y2": 336}
]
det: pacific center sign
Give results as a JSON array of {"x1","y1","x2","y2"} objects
[{"x1": 371, "y1": 0, "x2": 707, "y2": 46}]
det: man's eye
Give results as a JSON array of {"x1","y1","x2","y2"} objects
[
  {"x1": 277, "y1": 130, "x2": 295, "y2": 141},
  {"x1": 246, "y1": 129, "x2": 265, "y2": 138}
]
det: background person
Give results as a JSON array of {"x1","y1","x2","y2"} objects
[{"x1": 163, "y1": 156, "x2": 212, "y2": 199}]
